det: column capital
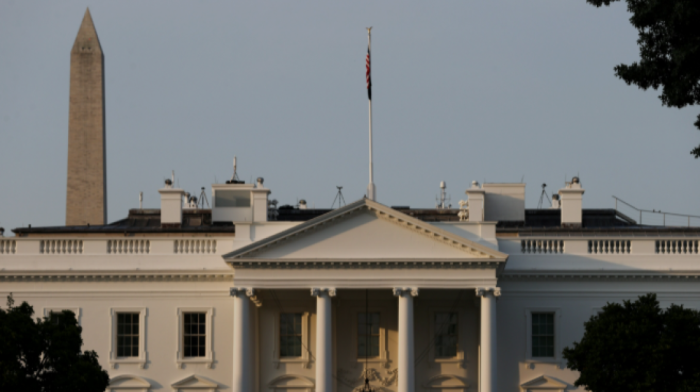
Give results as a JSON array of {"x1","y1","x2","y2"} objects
[
  {"x1": 310, "y1": 288, "x2": 336, "y2": 297},
  {"x1": 392, "y1": 287, "x2": 419, "y2": 297},
  {"x1": 230, "y1": 287, "x2": 262, "y2": 306},
  {"x1": 475, "y1": 287, "x2": 501, "y2": 297}
]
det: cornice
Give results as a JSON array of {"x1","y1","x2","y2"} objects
[
  {"x1": 500, "y1": 271, "x2": 700, "y2": 281},
  {"x1": 0, "y1": 271, "x2": 234, "y2": 282},
  {"x1": 228, "y1": 259, "x2": 503, "y2": 269}
]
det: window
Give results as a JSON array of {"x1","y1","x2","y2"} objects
[
  {"x1": 531, "y1": 313, "x2": 554, "y2": 357},
  {"x1": 176, "y1": 307, "x2": 214, "y2": 368},
  {"x1": 358, "y1": 312, "x2": 380, "y2": 358},
  {"x1": 49, "y1": 312, "x2": 61, "y2": 324},
  {"x1": 434, "y1": 312, "x2": 458, "y2": 358},
  {"x1": 183, "y1": 313, "x2": 206, "y2": 358},
  {"x1": 280, "y1": 313, "x2": 302, "y2": 357},
  {"x1": 117, "y1": 313, "x2": 140, "y2": 357},
  {"x1": 43, "y1": 308, "x2": 81, "y2": 325},
  {"x1": 214, "y1": 190, "x2": 251, "y2": 207},
  {"x1": 109, "y1": 308, "x2": 147, "y2": 368}
]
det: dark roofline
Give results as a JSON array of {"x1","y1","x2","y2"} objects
[{"x1": 11, "y1": 206, "x2": 700, "y2": 235}]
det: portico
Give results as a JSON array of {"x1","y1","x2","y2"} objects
[{"x1": 224, "y1": 199, "x2": 507, "y2": 392}]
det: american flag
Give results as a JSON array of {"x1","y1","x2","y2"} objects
[{"x1": 366, "y1": 46, "x2": 372, "y2": 100}]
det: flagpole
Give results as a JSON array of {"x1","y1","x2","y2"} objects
[{"x1": 366, "y1": 27, "x2": 376, "y2": 201}]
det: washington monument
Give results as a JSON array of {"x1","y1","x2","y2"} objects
[{"x1": 66, "y1": 8, "x2": 106, "y2": 226}]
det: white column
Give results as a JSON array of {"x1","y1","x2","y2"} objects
[
  {"x1": 476, "y1": 287, "x2": 500, "y2": 392},
  {"x1": 393, "y1": 287, "x2": 418, "y2": 392},
  {"x1": 231, "y1": 288, "x2": 253, "y2": 392},
  {"x1": 311, "y1": 288, "x2": 336, "y2": 392}
]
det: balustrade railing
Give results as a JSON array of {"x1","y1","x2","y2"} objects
[
  {"x1": 521, "y1": 239, "x2": 564, "y2": 254},
  {"x1": 0, "y1": 240, "x2": 16, "y2": 254},
  {"x1": 588, "y1": 240, "x2": 631, "y2": 254},
  {"x1": 656, "y1": 240, "x2": 699, "y2": 254},
  {"x1": 107, "y1": 240, "x2": 150, "y2": 254},
  {"x1": 40, "y1": 240, "x2": 83, "y2": 254},
  {"x1": 174, "y1": 239, "x2": 217, "y2": 254}
]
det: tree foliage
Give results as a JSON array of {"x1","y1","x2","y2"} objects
[
  {"x1": 563, "y1": 293, "x2": 700, "y2": 392},
  {"x1": 0, "y1": 294, "x2": 110, "y2": 392},
  {"x1": 588, "y1": 0, "x2": 700, "y2": 157}
]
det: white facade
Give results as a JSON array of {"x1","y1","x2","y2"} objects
[{"x1": 2, "y1": 185, "x2": 700, "y2": 392}]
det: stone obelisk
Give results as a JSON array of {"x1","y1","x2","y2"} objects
[{"x1": 66, "y1": 8, "x2": 106, "y2": 226}]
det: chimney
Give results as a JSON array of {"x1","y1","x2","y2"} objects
[
  {"x1": 551, "y1": 193, "x2": 560, "y2": 209},
  {"x1": 559, "y1": 177, "x2": 584, "y2": 227},
  {"x1": 159, "y1": 179, "x2": 185, "y2": 227},
  {"x1": 252, "y1": 177, "x2": 271, "y2": 222},
  {"x1": 465, "y1": 181, "x2": 485, "y2": 222}
]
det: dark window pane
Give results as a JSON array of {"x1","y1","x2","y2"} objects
[
  {"x1": 116, "y1": 312, "x2": 139, "y2": 358},
  {"x1": 183, "y1": 312, "x2": 206, "y2": 358},
  {"x1": 434, "y1": 312, "x2": 458, "y2": 358},
  {"x1": 280, "y1": 313, "x2": 302, "y2": 357},
  {"x1": 532, "y1": 313, "x2": 555, "y2": 358},
  {"x1": 358, "y1": 312, "x2": 380, "y2": 358}
]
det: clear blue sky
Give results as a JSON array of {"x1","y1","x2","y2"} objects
[{"x1": 1, "y1": 1, "x2": 698, "y2": 234}]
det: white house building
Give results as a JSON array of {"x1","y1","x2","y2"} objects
[
  {"x1": 2, "y1": 176, "x2": 700, "y2": 392},
  {"x1": 3, "y1": 9, "x2": 700, "y2": 392}
]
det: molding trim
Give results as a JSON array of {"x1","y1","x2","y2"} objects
[
  {"x1": 109, "y1": 307, "x2": 148, "y2": 369},
  {"x1": 268, "y1": 374, "x2": 315, "y2": 391},
  {"x1": 272, "y1": 310, "x2": 312, "y2": 369},
  {"x1": 107, "y1": 374, "x2": 151, "y2": 392},
  {"x1": 524, "y1": 307, "x2": 563, "y2": 366},
  {"x1": 175, "y1": 307, "x2": 214, "y2": 369},
  {"x1": 501, "y1": 271, "x2": 700, "y2": 281},
  {"x1": 229, "y1": 259, "x2": 502, "y2": 269},
  {"x1": 520, "y1": 375, "x2": 567, "y2": 392},
  {"x1": 171, "y1": 374, "x2": 218, "y2": 392},
  {"x1": 0, "y1": 272, "x2": 233, "y2": 282}
]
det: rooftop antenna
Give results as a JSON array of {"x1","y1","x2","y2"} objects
[
  {"x1": 436, "y1": 181, "x2": 451, "y2": 209},
  {"x1": 231, "y1": 157, "x2": 240, "y2": 182},
  {"x1": 331, "y1": 186, "x2": 346, "y2": 209},
  {"x1": 198, "y1": 187, "x2": 210, "y2": 209},
  {"x1": 366, "y1": 27, "x2": 376, "y2": 202},
  {"x1": 537, "y1": 183, "x2": 551, "y2": 209},
  {"x1": 139, "y1": 192, "x2": 143, "y2": 209}
]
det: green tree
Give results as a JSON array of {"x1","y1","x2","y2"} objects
[
  {"x1": 0, "y1": 294, "x2": 110, "y2": 392},
  {"x1": 588, "y1": 0, "x2": 700, "y2": 157},
  {"x1": 563, "y1": 293, "x2": 700, "y2": 392}
]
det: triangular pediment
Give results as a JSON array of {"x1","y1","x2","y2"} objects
[
  {"x1": 108, "y1": 375, "x2": 150, "y2": 390},
  {"x1": 171, "y1": 375, "x2": 218, "y2": 390},
  {"x1": 224, "y1": 199, "x2": 507, "y2": 264},
  {"x1": 520, "y1": 375, "x2": 567, "y2": 392}
]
